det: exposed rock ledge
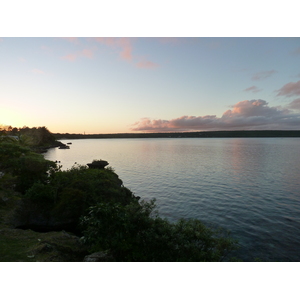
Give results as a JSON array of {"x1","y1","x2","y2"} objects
[{"x1": 87, "y1": 160, "x2": 109, "y2": 169}]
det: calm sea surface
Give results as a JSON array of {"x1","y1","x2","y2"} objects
[{"x1": 44, "y1": 138, "x2": 300, "y2": 261}]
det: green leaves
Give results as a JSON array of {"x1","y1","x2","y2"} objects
[{"x1": 80, "y1": 198, "x2": 237, "y2": 262}]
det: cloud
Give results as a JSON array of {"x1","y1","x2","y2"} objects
[
  {"x1": 94, "y1": 37, "x2": 133, "y2": 61},
  {"x1": 244, "y1": 86, "x2": 262, "y2": 93},
  {"x1": 93, "y1": 37, "x2": 159, "y2": 69},
  {"x1": 31, "y1": 68, "x2": 45, "y2": 74},
  {"x1": 131, "y1": 100, "x2": 300, "y2": 132},
  {"x1": 82, "y1": 49, "x2": 94, "y2": 59},
  {"x1": 276, "y1": 80, "x2": 300, "y2": 97},
  {"x1": 61, "y1": 48, "x2": 94, "y2": 61},
  {"x1": 136, "y1": 59, "x2": 159, "y2": 69},
  {"x1": 252, "y1": 70, "x2": 277, "y2": 80},
  {"x1": 287, "y1": 98, "x2": 300, "y2": 110}
]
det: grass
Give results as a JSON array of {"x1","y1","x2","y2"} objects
[
  {"x1": 0, "y1": 228, "x2": 88, "y2": 262},
  {"x1": 1, "y1": 184, "x2": 88, "y2": 262}
]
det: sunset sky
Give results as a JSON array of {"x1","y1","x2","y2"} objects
[{"x1": 1, "y1": 37, "x2": 300, "y2": 133}]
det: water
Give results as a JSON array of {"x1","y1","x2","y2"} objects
[{"x1": 44, "y1": 138, "x2": 300, "y2": 261}]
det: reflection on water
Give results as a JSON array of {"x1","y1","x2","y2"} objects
[{"x1": 44, "y1": 138, "x2": 300, "y2": 261}]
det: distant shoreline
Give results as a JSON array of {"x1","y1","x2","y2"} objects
[{"x1": 53, "y1": 130, "x2": 300, "y2": 140}]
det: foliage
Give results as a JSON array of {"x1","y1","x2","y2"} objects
[
  {"x1": 0, "y1": 140, "x2": 57, "y2": 193},
  {"x1": 0, "y1": 141, "x2": 31, "y2": 170},
  {"x1": 50, "y1": 164, "x2": 133, "y2": 205},
  {"x1": 53, "y1": 130, "x2": 300, "y2": 140},
  {"x1": 24, "y1": 182, "x2": 56, "y2": 206},
  {"x1": 15, "y1": 154, "x2": 56, "y2": 193},
  {"x1": 80, "y1": 198, "x2": 237, "y2": 261},
  {"x1": 1, "y1": 125, "x2": 57, "y2": 147},
  {"x1": 47, "y1": 165, "x2": 136, "y2": 227}
]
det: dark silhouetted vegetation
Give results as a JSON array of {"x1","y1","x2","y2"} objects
[
  {"x1": 54, "y1": 130, "x2": 300, "y2": 140},
  {"x1": 1, "y1": 126, "x2": 238, "y2": 261},
  {"x1": 1, "y1": 125, "x2": 63, "y2": 151}
]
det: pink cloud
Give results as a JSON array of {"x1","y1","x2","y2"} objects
[
  {"x1": 244, "y1": 86, "x2": 262, "y2": 93},
  {"x1": 61, "y1": 48, "x2": 94, "y2": 61},
  {"x1": 276, "y1": 80, "x2": 300, "y2": 97},
  {"x1": 136, "y1": 60, "x2": 159, "y2": 69},
  {"x1": 287, "y1": 98, "x2": 300, "y2": 110},
  {"x1": 82, "y1": 49, "x2": 94, "y2": 59},
  {"x1": 92, "y1": 37, "x2": 162, "y2": 69},
  {"x1": 223, "y1": 100, "x2": 286, "y2": 118},
  {"x1": 93, "y1": 37, "x2": 117, "y2": 46},
  {"x1": 252, "y1": 70, "x2": 277, "y2": 80},
  {"x1": 131, "y1": 100, "x2": 300, "y2": 132},
  {"x1": 31, "y1": 69, "x2": 45, "y2": 74},
  {"x1": 94, "y1": 37, "x2": 133, "y2": 61}
]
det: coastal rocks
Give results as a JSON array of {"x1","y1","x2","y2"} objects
[
  {"x1": 34, "y1": 141, "x2": 66, "y2": 153},
  {"x1": 58, "y1": 144, "x2": 70, "y2": 149},
  {"x1": 87, "y1": 160, "x2": 109, "y2": 169}
]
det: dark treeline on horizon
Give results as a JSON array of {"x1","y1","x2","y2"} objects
[{"x1": 54, "y1": 130, "x2": 300, "y2": 140}]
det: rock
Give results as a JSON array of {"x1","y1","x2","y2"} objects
[
  {"x1": 83, "y1": 250, "x2": 115, "y2": 262},
  {"x1": 58, "y1": 144, "x2": 70, "y2": 149},
  {"x1": 87, "y1": 160, "x2": 109, "y2": 169}
]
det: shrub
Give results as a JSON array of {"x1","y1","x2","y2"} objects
[
  {"x1": 15, "y1": 154, "x2": 56, "y2": 193},
  {"x1": 80, "y1": 199, "x2": 237, "y2": 261},
  {"x1": 53, "y1": 187, "x2": 87, "y2": 220},
  {"x1": 24, "y1": 182, "x2": 56, "y2": 205},
  {"x1": 0, "y1": 141, "x2": 57, "y2": 193}
]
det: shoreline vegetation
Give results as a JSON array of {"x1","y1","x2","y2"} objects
[
  {"x1": 0, "y1": 126, "x2": 238, "y2": 261},
  {"x1": 54, "y1": 130, "x2": 300, "y2": 140}
]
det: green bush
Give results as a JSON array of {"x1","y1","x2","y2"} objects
[
  {"x1": 53, "y1": 187, "x2": 87, "y2": 220},
  {"x1": 24, "y1": 182, "x2": 56, "y2": 205},
  {"x1": 15, "y1": 154, "x2": 56, "y2": 193},
  {"x1": 0, "y1": 140, "x2": 57, "y2": 193},
  {"x1": 50, "y1": 165, "x2": 134, "y2": 207},
  {"x1": 0, "y1": 141, "x2": 30, "y2": 171},
  {"x1": 80, "y1": 198, "x2": 237, "y2": 262}
]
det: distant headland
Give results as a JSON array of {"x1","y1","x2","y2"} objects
[{"x1": 54, "y1": 130, "x2": 300, "y2": 140}]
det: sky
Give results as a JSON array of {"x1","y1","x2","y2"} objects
[{"x1": 1, "y1": 37, "x2": 300, "y2": 133}]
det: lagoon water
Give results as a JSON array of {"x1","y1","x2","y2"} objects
[{"x1": 44, "y1": 138, "x2": 300, "y2": 261}]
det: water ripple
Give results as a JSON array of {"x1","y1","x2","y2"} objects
[{"x1": 44, "y1": 138, "x2": 300, "y2": 261}]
